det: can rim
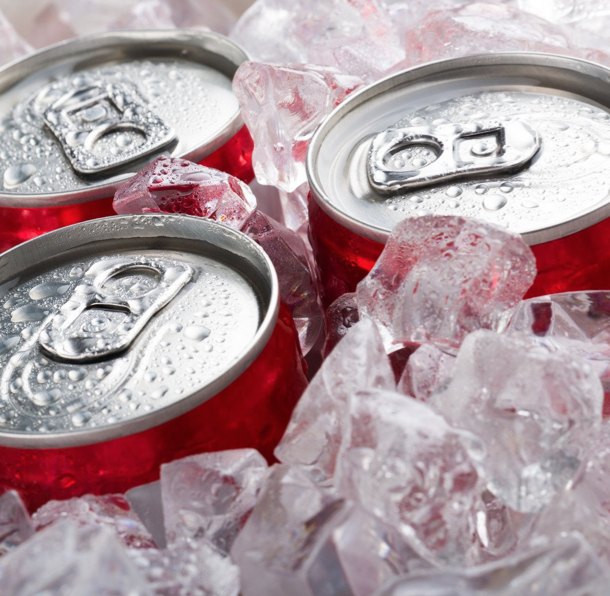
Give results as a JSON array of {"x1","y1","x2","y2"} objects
[
  {"x1": 306, "y1": 52, "x2": 610, "y2": 246},
  {"x1": 0, "y1": 29, "x2": 250, "y2": 208},
  {"x1": 0, "y1": 214, "x2": 280, "y2": 448}
]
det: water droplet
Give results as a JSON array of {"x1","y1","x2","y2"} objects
[
  {"x1": 118, "y1": 389, "x2": 132, "y2": 402},
  {"x1": 4, "y1": 163, "x2": 36, "y2": 188},
  {"x1": 0, "y1": 335, "x2": 19, "y2": 356},
  {"x1": 521, "y1": 200, "x2": 539, "y2": 209},
  {"x1": 116, "y1": 133, "x2": 133, "y2": 148},
  {"x1": 29, "y1": 281, "x2": 70, "y2": 300},
  {"x1": 11, "y1": 303, "x2": 45, "y2": 323},
  {"x1": 500, "y1": 183, "x2": 514, "y2": 193},
  {"x1": 446, "y1": 186, "x2": 462, "y2": 198},
  {"x1": 184, "y1": 325, "x2": 211, "y2": 342},
  {"x1": 471, "y1": 141, "x2": 495, "y2": 156},
  {"x1": 483, "y1": 194, "x2": 507, "y2": 211},
  {"x1": 31, "y1": 388, "x2": 61, "y2": 407},
  {"x1": 37, "y1": 370, "x2": 51, "y2": 383},
  {"x1": 68, "y1": 368, "x2": 86, "y2": 382},
  {"x1": 144, "y1": 371, "x2": 157, "y2": 383},
  {"x1": 53, "y1": 370, "x2": 66, "y2": 383},
  {"x1": 448, "y1": 200, "x2": 460, "y2": 208},
  {"x1": 71, "y1": 412, "x2": 90, "y2": 427},
  {"x1": 151, "y1": 386, "x2": 168, "y2": 399},
  {"x1": 69, "y1": 266, "x2": 84, "y2": 278}
]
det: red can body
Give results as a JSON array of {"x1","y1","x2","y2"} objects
[
  {"x1": 0, "y1": 127, "x2": 254, "y2": 254},
  {"x1": 0, "y1": 301, "x2": 306, "y2": 513},
  {"x1": 309, "y1": 193, "x2": 610, "y2": 308}
]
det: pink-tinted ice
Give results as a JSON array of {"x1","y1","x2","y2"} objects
[
  {"x1": 242, "y1": 210, "x2": 324, "y2": 355},
  {"x1": 356, "y1": 215, "x2": 536, "y2": 352},
  {"x1": 398, "y1": 344, "x2": 455, "y2": 402},
  {"x1": 113, "y1": 156, "x2": 256, "y2": 230},
  {"x1": 230, "y1": 0, "x2": 404, "y2": 82},
  {"x1": 33, "y1": 494, "x2": 156, "y2": 549},
  {"x1": 0, "y1": 8, "x2": 32, "y2": 67},
  {"x1": 323, "y1": 292, "x2": 360, "y2": 357},
  {"x1": 402, "y1": 2, "x2": 585, "y2": 69},
  {"x1": 233, "y1": 62, "x2": 362, "y2": 193}
]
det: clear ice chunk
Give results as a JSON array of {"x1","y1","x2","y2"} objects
[
  {"x1": 130, "y1": 539, "x2": 240, "y2": 596},
  {"x1": 0, "y1": 8, "x2": 33, "y2": 67},
  {"x1": 356, "y1": 215, "x2": 536, "y2": 353},
  {"x1": 231, "y1": 464, "x2": 329, "y2": 592},
  {"x1": 113, "y1": 156, "x2": 256, "y2": 230},
  {"x1": 0, "y1": 520, "x2": 152, "y2": 595},
  {"x1": 336, "y1": 388, "x2": 485, "y2": 565},
  {"x1": 161, "y1": 448, "x2": 268, "y2": 555},
  {"x1": 125, "y1": 480, "x2": 166, "y2": 549},
  {"x1": 33, "y1": 493, "x2": 156, "y2": 549},
  {"x1": 233, "y1": 61, "x2": 362, "y2": 192},
  {"x1": 402, "y1": 2, "x2": 585, "y2": 69},
  {"x1": 275, "y1": 319, "x2": 395, "y2": 484},
  {"x1": 242, "y1": 210, "x2": 324, "y2": 355},
  {"x1": 431, "y1": 329, "x2": 604, "y2": 513},
  {"x1": 398, "y1": 343, "x2": 455, "y2": 401},
  {"x1": 230, "y1": 0, "x2": 404, "y2": 82},
  {"x1": 375, "y1": 533, "x2": 610, "y2": 596},
  {"x1": 233, "y1": 498, "x2": 432, "y2": 596},
  {"x1": 323, "y1": 292, "x2": 360, "y2": 357},
  {"x1": 0, "y1": 490, "x2": 34, "y2": 556}
]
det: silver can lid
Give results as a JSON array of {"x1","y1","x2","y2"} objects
[
  {"x1": 0, "y1": 30, "x2": 248, "y2": 207},
  {"x1": 0, "y1": 214, "x2": 278, "y2": 448},
  {"x1": 307, "y1": 53, "x2": 610, "y2": 246}
]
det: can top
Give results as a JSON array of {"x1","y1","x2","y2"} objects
[
  {"x1": 0, "y1": 214, "x2": 278, "y2": 448},
  {"x1": 307, "y1": 53, "x2": 610, "y2": 246},
  {"x1": 0, "y1": 30, "x2": 248, "y2": 208}
]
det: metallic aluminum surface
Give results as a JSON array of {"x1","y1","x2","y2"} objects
[
  {"x1": 307, "y1": 53, "x2": 610, "y2": 246},
  {"x1": 0, "y1": 213, "x2": 279, "y2": 448},
  {"x1": 0, "y1": 30, "x2": 248, "y2": 207}
]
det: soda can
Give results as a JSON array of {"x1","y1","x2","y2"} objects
[
  {"x1": 0, "y1": 30, "x2": 254, "y2": 252},
  {"x1": 307, "y1": 53, "x2": 610, "y2": 307},
  {"x1": 0, "y1": 214, "x2": 307, "y2": 511}
]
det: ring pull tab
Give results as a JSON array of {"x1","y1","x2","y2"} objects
[
  {"x1": 39, "y1": 257, "x2": 193, "y2": 362},
  {"x1": 40, "y1": 78, "x2": 176, "y2": 176},
  {"x1": 368, "y1": 119, "x2": 540, "y2": 194}
]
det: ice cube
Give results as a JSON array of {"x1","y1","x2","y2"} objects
[
  {"x1": 0, "y1": 8, "x2": 33, "y2": 67},
  {"x1": 431, "y1": 330, "x2": 604, "y2": 513},
  {"x1": 375, "y1": 533, "x2": 609, "y2": 596},
  {"x1": 275, "y1": 319, "x2": 395, "y2": 484},
  {"x1": 161, "y1": 448, "x2": 267, "y2": 555},
  {"x1": 242, "y1": 210, "x2": 324, "y2": 355},
  {"x1": 235, "y1": 499, "x2": 432, "y2": 596},
  {"x1": 233, "y1": 62, "x2": 362, "y2": 192},
  {"x1": 398, "y1": 343, "x2": 455, "y2": 401},
  {"x1": 129, "y1": 539, "x2": 239, "y2": 596},
  {"x1": 356, "y1": 215, "x2": 536, "y2": 352},
  {"x1": 113, "y1": 156, "x2": 256, "y2": 230},
  {"x1": 33, "y1": 493, "x2": 156, "y2": 549},
  {"x1": 337, "y1": 388, "x2": 485, "y2": 565},
  {"x1": 402, "y1": 2, "x2": 584, "y2": 69},
  {"x1": 0, "y1": 490, "x2": 34, "y2": 556},
  {"x1": 323, "y1": 292, "x2": 359, "y2": 357}
]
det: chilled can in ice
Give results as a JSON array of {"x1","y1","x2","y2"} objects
[
  {"x1": 0, "y1": 30, "x2": 254, "y2": 252},
  {"x1": 307, "y1": 54, "x2": 610, "y2": 306},
  {"x1": 0, "y1": 214, "x2": 307, "y2": 510}
]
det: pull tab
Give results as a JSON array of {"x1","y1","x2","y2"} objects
[
  {"x1": 368, "y1": 120, "x2": 540, "y2": 194},
  {"x1": 40, "y1": 79, "x2": 176, "y2": 176},
  {"x1": 39, "y1": 257, "x2": 193, "y2": 362}
]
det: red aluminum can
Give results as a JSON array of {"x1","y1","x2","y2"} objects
[
  {"x1": 306, "y1": 54, "x2": 610, "y2": 307},
  {"x1": 0, "y1": 30, "x2": 254, "y2": 253},
  {"x1": 0, "y1": 214, "x2": 307, "y2": 511}
]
